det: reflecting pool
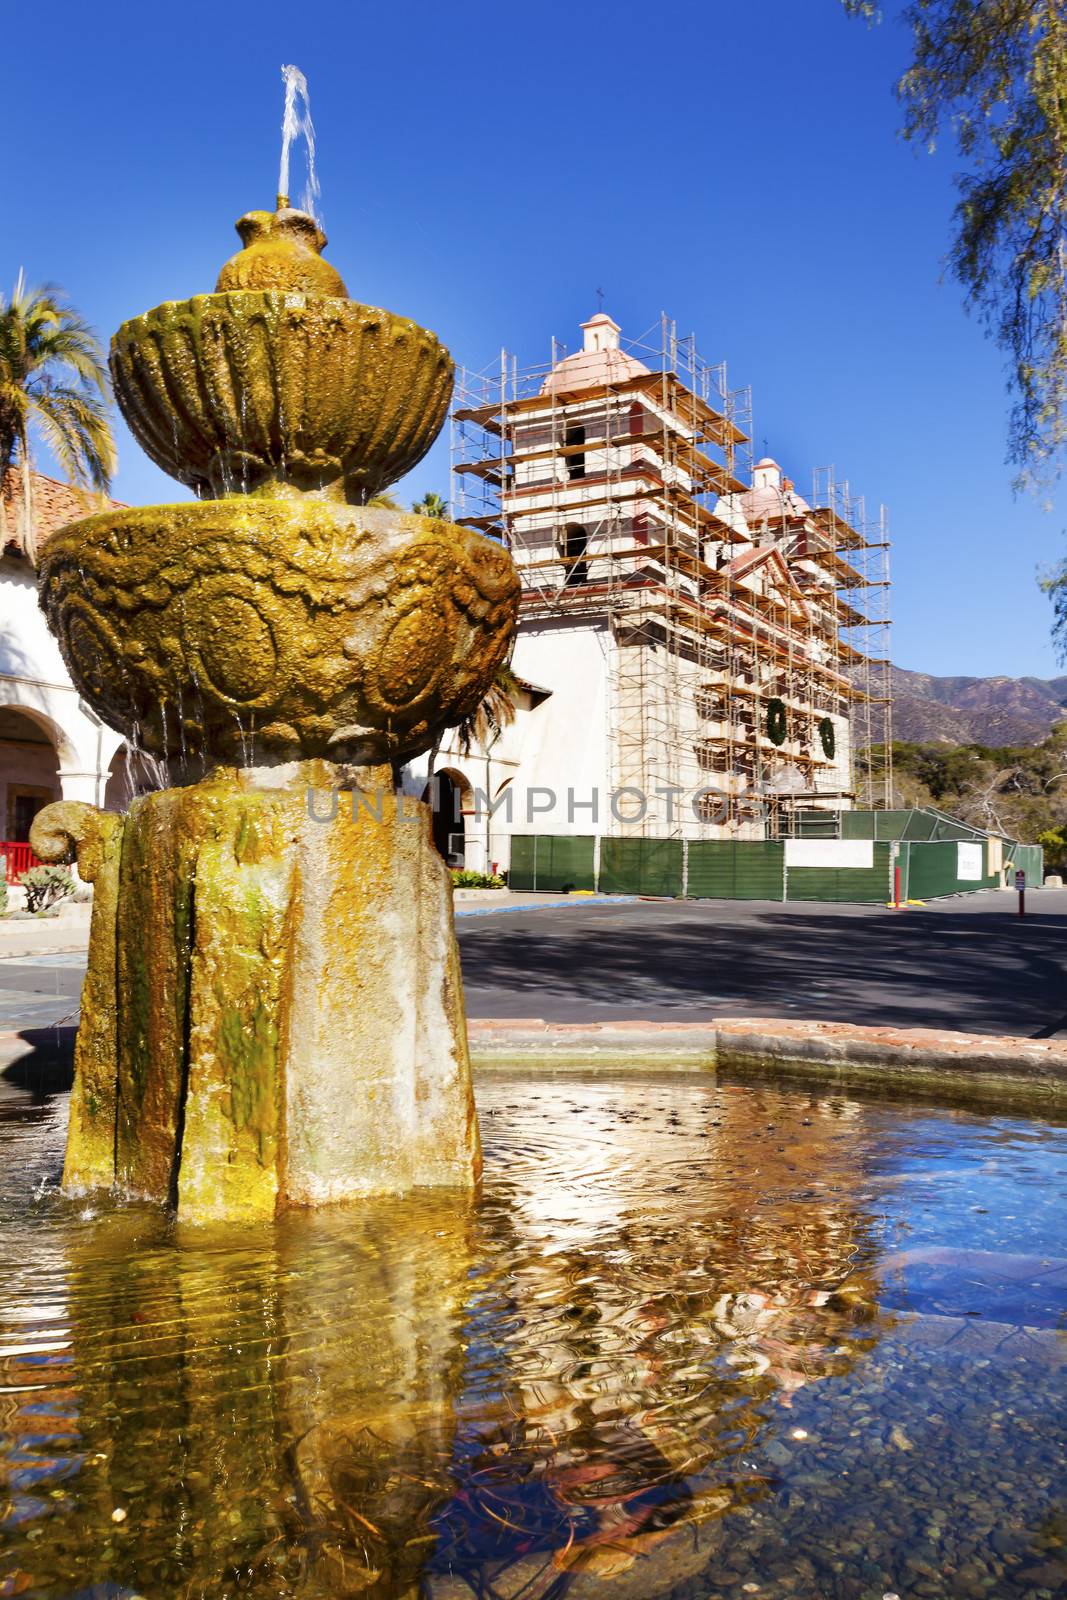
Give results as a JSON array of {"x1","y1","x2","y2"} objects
[{"x1": 1, "y1": 1069, "x2": 1065, "y2": 1598}]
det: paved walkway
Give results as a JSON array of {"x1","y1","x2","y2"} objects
[
  {"x1": 0, "y1": 905, "x2": 91, "y2": 959},
  {"x1": 1, "y1": 887, "x2": 1064, "y2": 1039}
]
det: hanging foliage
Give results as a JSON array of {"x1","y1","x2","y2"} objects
[
  {"x1": 819, "y1": 717, "x2": 836, "y2": 761},
  {"x1": 766, "y1": 698, "x2": 788, "y2": 747}
]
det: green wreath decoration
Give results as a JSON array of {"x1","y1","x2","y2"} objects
[
  {"x1": 818, "y1": 716, "x2": 836, "y2": 760},
  {"x1": 766, "y1": 698, "x2": 788, "y2": 747}
]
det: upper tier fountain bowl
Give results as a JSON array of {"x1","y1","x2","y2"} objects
[
  {"x1": 110, "y1": 294, "x2": 453, "y2": 500},
  {"x1": 110, "y1": 208, "x2": 454, "y2": 500},
  {"x1": 36, "y1": 204, "x2": 519, "y2": 764}
]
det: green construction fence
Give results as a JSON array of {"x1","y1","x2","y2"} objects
[
  {"x1": 507, "y1": 834, "x2": 596, "y2": 893},
  {"x1": 785, "y1": 842, "x2": 894, "y2": 903},
  {"x1": 899, "y1": 840, "x2": 995, "y2": 899},
  {"x1": 1003, "y1": 841, "x2": 1044, "y2": 887},
  {"x1": 505, "y1": 821, "x2": 1043, "y2": 902},
  {"x1": 686, "y1": 841, "x2": 785, "y2": 900},
  {"x1": 840, "y1": 808, "x2": 989, "y2": 843},
  {"x1": 599, "y1": 837, "x2": 684, "y2": 897}
]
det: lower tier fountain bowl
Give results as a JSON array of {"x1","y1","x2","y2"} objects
[{"x1": 37, "y1": 500, "x2": 520, "y2": 763}]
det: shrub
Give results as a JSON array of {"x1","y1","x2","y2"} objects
[
  {"x1": 20, "y1": 864, "x2": 75, "y2": 914},
  {"x1": 451, "y1": 868, "x2": 505, "y2": 889},
  {"x1": 1038, "y1": 826, "x2": 1067, "y2": 871}
]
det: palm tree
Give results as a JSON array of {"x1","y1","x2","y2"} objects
[
  {"x1": 456, "y1": 663, "x2": 520, "y2": 757},
  {"x1": 366, "y1": 489, "x2": 402, "y2": 511},
  {"x1": 413, "y1": 491, "x2": 448, "y2": 519},
  {"x1": 0, "y1": 276, "x2": 115, "y2": 563}
]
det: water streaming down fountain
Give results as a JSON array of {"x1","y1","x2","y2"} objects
[{"x1": 28, "y1": 96, "x2": 520, "y2": 1221}]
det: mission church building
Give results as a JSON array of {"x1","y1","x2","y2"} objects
[{"x1": 422, "y1": 311, "x2": 891, "y2": 875}]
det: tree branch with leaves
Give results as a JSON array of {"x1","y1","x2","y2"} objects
[
  {"x1": 846, "y1": 1, "x2": 1067, "y2": 491},
  {"x1": 847, "y1": 1, "x2": 1067, "y2": 656}
]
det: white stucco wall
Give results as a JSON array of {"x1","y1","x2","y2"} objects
[
  {"x1": 404, "y1": 618, "x2": 611, "y2": 874},
  {"x1": 508, "y1": 619, "x2": 612, "y2": 843},
  {"x1": 0, "y1": 555, "x2": 124, "y2": 829}
]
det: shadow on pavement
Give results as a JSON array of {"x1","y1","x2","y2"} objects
[
  {"x1": 457, "y1": 900, "x2": 1067, "y2": 1036},
  {"x1": 0, "y1": 1026, "x2": 76, "y2": 1099}
]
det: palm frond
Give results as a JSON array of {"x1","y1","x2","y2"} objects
[
  {"x1": 413, "y1": 491, "x2": 449, "y2": 519},
  {"x1": 455, "y1": 665, "x2": 520, "y2": 757},
  {"x1": 0, "y1": 281, "x2": 115, "y2": 558},
  {"x1": 28, "y1": 385, "x2": 115, "y2": 490}
]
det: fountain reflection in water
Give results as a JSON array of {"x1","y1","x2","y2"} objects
[{"x1": 2, "y1": 1073, "x2": 1066, "y2": 1598}]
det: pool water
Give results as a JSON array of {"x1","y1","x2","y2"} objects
[{"x1": 0, "y1": 1068, "x2": 1065, "y2": 1599}]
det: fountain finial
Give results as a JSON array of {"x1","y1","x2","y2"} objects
[{"x1": 215, "y1": 205, "x2": 347, "y2": 296}]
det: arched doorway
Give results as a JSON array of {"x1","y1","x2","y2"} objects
[
  {"x1": 423, "y1": 769, "x2": 472, "y2": 868},
  {"x1": 0, "y1": 706, "x2": 62, "y2": 876},
  {"x1": 103, "y1": 744, "x2": 166, "y2": 813},
  {"x1": 103, "y1": 745, "x2": 131, "y2": 813}
]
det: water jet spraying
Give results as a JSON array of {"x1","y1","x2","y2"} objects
[{"x1": 278, "y1": 63, "x2": 319, "y2": 215}]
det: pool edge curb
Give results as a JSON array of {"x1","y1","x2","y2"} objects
[
  {"x1": 465, "y1": 1017, "x2": 1067, "y2": 1102},
  {"x1": 4, "y1": 1017, "x2": 1067, "y2": 1105}
]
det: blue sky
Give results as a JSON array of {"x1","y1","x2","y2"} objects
[{"x1": 6, "y1": 0, "x2": 1065, "y2": 678}]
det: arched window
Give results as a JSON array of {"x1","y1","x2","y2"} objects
[
  {"x1": 564, "y1": 422, "x2": 586, "y2": 481},
  {"x1": 562, "y1": 524, "x2": 589, "y2": 586}
]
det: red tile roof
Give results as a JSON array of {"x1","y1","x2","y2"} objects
[{"x1": 2, "y1": 469, "x2": 124, "y2": 557}]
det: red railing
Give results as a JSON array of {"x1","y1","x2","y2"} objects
[{"x1": 1, "y1": 841, "x2": 39, "y2": 881}]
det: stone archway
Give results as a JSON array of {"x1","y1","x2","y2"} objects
[
  {"x1": 103, "y1": 742, "x2": 170, "y2": 813},
  {"x1": 0, "y1": 706, "x2": 63, "y2": 836},
  {"x1": 423, "y1": 768, "x2": 474, "y2": 868},
  {"x1": 103, "y1": 745, "x2": 133, "y2": 813}
]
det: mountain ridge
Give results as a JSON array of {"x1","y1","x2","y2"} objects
[{"x1": 890, "y1": 666, "x2": 1067, "y2": 745}]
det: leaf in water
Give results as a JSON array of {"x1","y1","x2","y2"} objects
[
  {"x1": 557, "y1": 1542, "x2": 636, "y2": 1577},
  {"x1": 0, "y1": 1575, "x2": 36, "y2": 1598},
  {"x1": 320, "y1": 1543, "x2": 382, "y2": 1592}
]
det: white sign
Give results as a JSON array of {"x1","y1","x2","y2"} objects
[
  {"x1": 784, "y1": 839, "x2": 874, "y2": 870},
  {"x1": 1015, "y1": 869, "x2": 1026, "y2": 890},
  {"x1": 957, "y1": 842, "x2": 983, "y2": 882}
]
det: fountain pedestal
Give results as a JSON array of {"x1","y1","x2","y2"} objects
[
  {"x1": 30, "y1": 202, "x2": 518, "y2": 1218},
  {"x1": 37, "y1": 769, "x2": 481, "y2": 1217}
]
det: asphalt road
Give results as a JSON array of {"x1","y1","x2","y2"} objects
[
  {"x1": 1, "y1": 888, "x2": 1065, "y2": 1040},
  {"x1": 453, "y1": 888, "x2": 1067, "y2": 1037}
]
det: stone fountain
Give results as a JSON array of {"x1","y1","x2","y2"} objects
[{"x1": 30, "y1": 200, "x2": 519, "y2": 1220}]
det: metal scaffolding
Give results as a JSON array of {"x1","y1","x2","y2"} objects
[{"x1": 450, "y1": 314, "x2": 892, "y2": 836}]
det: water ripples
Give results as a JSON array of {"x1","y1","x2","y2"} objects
[{"x1": 0, "y1": 1072, "x2": 1065, "y2": 1597}]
